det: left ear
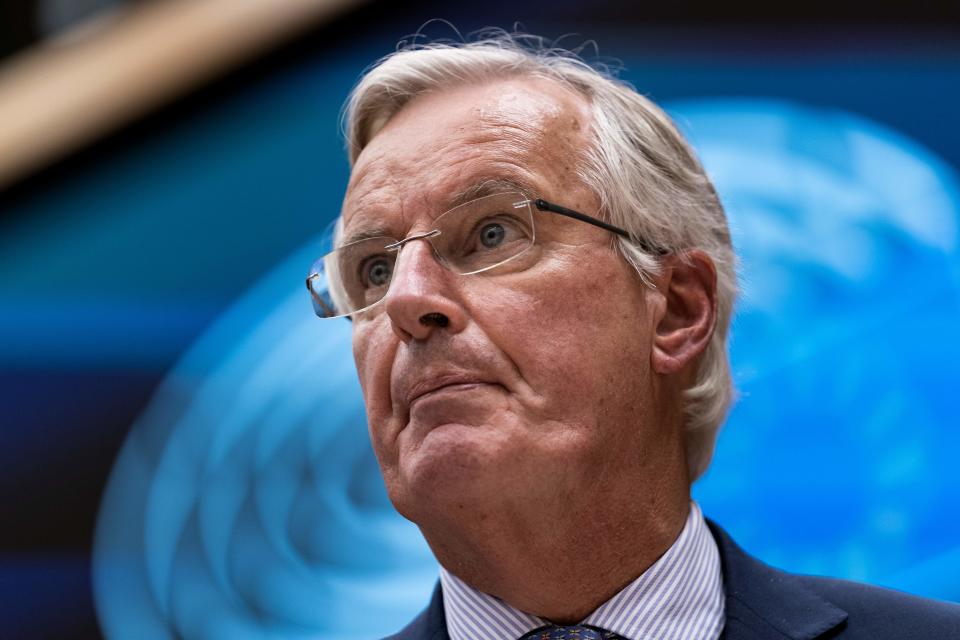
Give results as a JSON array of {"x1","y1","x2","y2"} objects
[{"x1": 651, "y1": 250, "x2": 718, "y2": 375}]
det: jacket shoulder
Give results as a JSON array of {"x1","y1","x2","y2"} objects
[
  {"x1": 707, "y1": 518, "x2": 960, "y2": 640},
  {"x1": 380, "y1": 582, "x2": 448, "y2": 640},
  {"x1": 380, "y1": 610, "x2": 432, "y2": 640},
  {"x1": 793, "y1": 573, "x2": 960, "y2": 637}
]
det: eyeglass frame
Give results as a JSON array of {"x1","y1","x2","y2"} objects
[{"x1": 306, "y1": 195, "x2": 668, "y2": 319}]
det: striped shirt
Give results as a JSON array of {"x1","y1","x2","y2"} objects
[{"x1": 439, "y1": 501, "x2": 725, "y2": 640}]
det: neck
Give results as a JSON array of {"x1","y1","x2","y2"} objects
[{"x1": 424, "y1": 464, "x2": 691, "y2": 624}]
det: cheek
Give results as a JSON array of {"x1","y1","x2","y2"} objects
[
  {"x1": 351, "y1": 320, "x2": 397, "y2": 448},
  {"x1": 350, "y1": 325, "x2": 375, "y2": 398},
  {"x1": 487, "y1": 254, "x2": 652, "y2": 416}
]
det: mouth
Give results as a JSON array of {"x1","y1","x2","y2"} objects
[
  {"x1": 409, "y1": 382, "x2": 492, "y2": 407},
  {"x1": 405, "y1": 374, "x2": 498, "y2": 408}
]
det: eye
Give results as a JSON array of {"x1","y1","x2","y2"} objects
[
  {"x1": 360, "y1": 256, "x2": 392, "y2": 288},
  {"x1": 451, "y1": 210, "x2": 531, "y2": 266},
  {"x1": 479, "y1": 222, "x2": 506, "y2": 248}
]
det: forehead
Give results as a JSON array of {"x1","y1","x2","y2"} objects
[{"x1": 342, "y1": 76, "x2": 592, "y2": 232}]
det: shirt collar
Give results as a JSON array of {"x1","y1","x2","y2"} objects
[{"x1": 439, "y1": 501, "x2": 725, "y2": 640}]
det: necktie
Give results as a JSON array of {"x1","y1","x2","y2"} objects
[{"x1": 520, "y1": 624, "x2": 626, "y2": 639}]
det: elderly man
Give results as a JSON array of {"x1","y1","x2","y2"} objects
[{"x1": 307, "y1": 34, "x2": 960, "y2": 640}]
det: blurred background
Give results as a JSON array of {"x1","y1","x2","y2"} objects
[{"x1": 2, "y1": 1, "x2": 959, "y2": 638}]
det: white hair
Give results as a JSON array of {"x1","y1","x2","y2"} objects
[{"x1": 340, "y1": 31, "x2": 737, "y2": 481}]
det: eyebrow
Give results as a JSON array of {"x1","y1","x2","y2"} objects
[
  {"x1": 339, "y1": 177, "x2": 535, "y2": 247},
  {"x1": 447, "y1": 177, "x2": 534, "y2": 208},
  {"x1": 339, "y1": 224, "x2": 395, "y2": 248}
]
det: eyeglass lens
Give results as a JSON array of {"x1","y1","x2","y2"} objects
[{"x1": 308, "y1": 192, "x2": 536, "y2": 318}]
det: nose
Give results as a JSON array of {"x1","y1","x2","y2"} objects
[{"x1": 383, "y1": 238, "x2": 468, "y2": 342}]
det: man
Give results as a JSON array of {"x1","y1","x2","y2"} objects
[{"x1": 307, "y1": 33, "x2": 960, "y2": 639}]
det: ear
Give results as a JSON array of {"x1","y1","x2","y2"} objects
[{"x1": 651, "y1": 250, "x2": 718, "y2": 376}]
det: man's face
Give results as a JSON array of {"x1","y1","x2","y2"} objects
[{"x1": 342, "y1": 78, "x2": 674, "y2": 531}]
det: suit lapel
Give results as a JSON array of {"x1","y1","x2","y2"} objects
[{"x1": 707, "y1": 520, "x2": 848, "y2": 640}]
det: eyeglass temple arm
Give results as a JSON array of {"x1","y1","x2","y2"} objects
[{"x1": 533, "y1": 198, "x2": 667, "y2": 255}]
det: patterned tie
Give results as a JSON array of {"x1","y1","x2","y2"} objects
[{"x1": 520, "y1": 624, "x2": 626, "y2": 639}]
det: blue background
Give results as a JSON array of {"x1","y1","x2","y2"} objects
[{"x1": 2, "y1": 15, "x2": 959, "y2": 639}]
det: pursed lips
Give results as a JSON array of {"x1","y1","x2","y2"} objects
[{"x1": 404, "y1": 373, "x2": 496, "y2": 408}]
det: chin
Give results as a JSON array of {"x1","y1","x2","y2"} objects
[{"x1": 393, "y1": 421, "x2": 505, "y2": 514}]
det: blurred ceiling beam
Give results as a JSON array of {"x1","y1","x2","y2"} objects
[{"x1": 0, "y1": 0, "x2": 362, "y2": 191}]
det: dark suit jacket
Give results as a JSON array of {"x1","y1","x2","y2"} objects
[{"x1": 384, "y1": 520, "x2": 960, "y2": 639}]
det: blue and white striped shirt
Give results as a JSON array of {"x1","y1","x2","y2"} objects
[{"x1": 439, "y1": 501, "x2": 725, "y2": 640}]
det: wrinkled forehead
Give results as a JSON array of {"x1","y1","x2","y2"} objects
[{"x1": 340, "y1": 76, "x2": 593, "y2": 235}]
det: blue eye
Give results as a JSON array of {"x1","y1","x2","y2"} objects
[
  {"x1": 361, "y1": 257, "x2": 392, "y2": 288},
  {"x1": 479, "y1": 223, "x2": 506, "y2": 248}
]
